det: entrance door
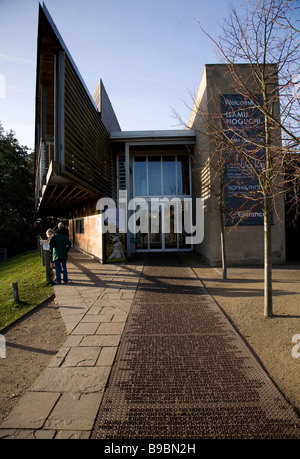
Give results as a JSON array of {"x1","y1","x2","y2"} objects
[
  {"x1": 163, "y1": 204, "x2": 177, "y2": 249},
  {"x1": 132, "y1": 153, "x2": 192, "y2": 252},
  {"x1": 136, "y1": 201, "x2": 187, "y2": 251},
  {"x1": 148, "y1": 205, "x2": 177, "y2": 250},
  {"x1": 149, "y1": 207, "x2": 162, "y2": 250}
]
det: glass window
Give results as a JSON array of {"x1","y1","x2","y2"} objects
[
  {"x1": 134, "y1": 156, "x2": 147, "y2": 196},
  {"x1": 148, "y1": 156, "x2": 161, "y2": 196},
  {"x1": 163, "y1": 156, "x2": 176, "y2": 195},
  {"x1": 177, "y1": 155, "x2": 190, "y2": 195},
  {"x1": 76, "y1": 218, "x2": 84, "y2": 234},
  {"x1": 134, "y1": 154, "x2": 190, "y2": 198}
]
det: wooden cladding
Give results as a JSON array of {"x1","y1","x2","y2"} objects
[
  {"x1": 64, "y1": 56, "x2": 112, "y2": 198},
  {"x1": 35, "y1": 4, "x2": 115, "y2": 216}
]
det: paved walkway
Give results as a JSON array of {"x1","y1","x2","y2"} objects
[
  {"x1": 0, "y1": 250, "x2": 143, "y2": 439},
  {"x1": 0, "y1": 251, "x2": 299, "y2": 439}
]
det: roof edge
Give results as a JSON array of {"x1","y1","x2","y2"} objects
[
  {"x1": 110, "y1": 129, "x2": 196, "y2": 142},
  {"x1": 41, "y1": 2, "x2": 98, "y2": 111}
]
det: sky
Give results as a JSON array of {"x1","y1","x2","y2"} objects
[{"x1": 1, "y1": 0, "x2": 251, "y2": 151}]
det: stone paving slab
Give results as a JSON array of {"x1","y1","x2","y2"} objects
[
  {"x1": 44, "y1": 393, "x2": 104, "y2": 431},
  {"x1": 0, "y1": 429, "x2": 57, "y2": 439},
  {"x1": 60, "y1": 347, "x2": 101, "y2": 367},
  {"x1": 0, "y1": 392, "x2": 60, "y2": 430}
]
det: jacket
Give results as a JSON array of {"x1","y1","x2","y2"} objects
[{"x1": 50, "y1": 232, "x2": 71, "y2": 261}]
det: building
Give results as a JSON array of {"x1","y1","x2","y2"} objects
[
  {"x1": 34, "y1": 3, "x2": 286, "y2": 265},
  {"x1": 188, "y1": 64, "x2": 286, "y2": 265}
]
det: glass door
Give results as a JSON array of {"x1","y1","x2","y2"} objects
[
  {"x1": 133, "y1": 153, "x2": 192, "y2": 252},
  {"x1": 149, "y1": 203, "x2": 181, "y2": 251},
  {"x1": 150, "y1": 207, "x2": 162, "y2": 250},
  {"x1": 163, "y1": 204, "x2": 177, "y2": 249}
]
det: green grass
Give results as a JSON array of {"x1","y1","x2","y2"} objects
[{"x1": 0, "y1": 249, "x2": 54, "y2": 330}]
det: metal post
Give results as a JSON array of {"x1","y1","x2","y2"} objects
[{"x1": 12, "y1": 282, "x2": 20, "y2": 302}]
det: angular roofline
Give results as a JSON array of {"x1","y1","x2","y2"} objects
[{"x1": 41, "y1": 2, "x2": 98, "y2": 111}]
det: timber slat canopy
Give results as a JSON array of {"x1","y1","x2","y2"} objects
[
  {"x1": 35, "y1": 4, "x2": 112, "y2": 216},
  {"x1": 40, "y1": 183, "x2": 98, "y2": 213}
]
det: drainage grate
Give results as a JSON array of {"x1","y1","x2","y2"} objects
[{"x1": 91, "y1": 254, "x2": 300, "y2": 439}]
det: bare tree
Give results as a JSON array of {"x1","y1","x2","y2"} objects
[{"x1": 192, "y1": 0, "x2": 300, "y2": 317}]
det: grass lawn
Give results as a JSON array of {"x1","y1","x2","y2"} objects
[{"x1": 0, "y1": 249, "x2": 54, "y2": 330}]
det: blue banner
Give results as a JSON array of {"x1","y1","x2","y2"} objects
[{"x1": 220, "y1": 94, "x2": 265, "y2": 226}]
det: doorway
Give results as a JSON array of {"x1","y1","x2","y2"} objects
[
  {"x1": 135, "y1": 200, "x2": 191, "y2": 252},
  {"x1": 132, "y1": 153, "x2": 192, "y2": 252}
]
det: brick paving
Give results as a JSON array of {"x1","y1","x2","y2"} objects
[{"x1": 1, "y1": 251, "x2": 299, "y2": 439}]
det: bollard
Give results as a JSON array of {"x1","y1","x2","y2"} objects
[
  {"x1": 12, "y1": 282, "x2": 20, "y2": 302},
  {"x1": 38, "y1": 237, "x2": 43, "y2": 257}
]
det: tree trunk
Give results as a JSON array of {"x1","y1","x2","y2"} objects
[
  {"x1": 219, "y1": 175, "x2": 227, "y2": 280},
  {"x1": 264, "y1": 195, "x2": 273, "y2": 317},
  {"x1": 220, "y1": 224, "x2": 227, "y2": 280}
]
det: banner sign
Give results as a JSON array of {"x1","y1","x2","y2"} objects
[{"x1": 220, "y1": 94, "x2": 265, "y2": 226}]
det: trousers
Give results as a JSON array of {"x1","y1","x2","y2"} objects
[{"x1": 54, "y1": 259, "x2": 68, "y2": 284}]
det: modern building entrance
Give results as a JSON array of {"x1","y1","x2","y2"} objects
[
  {"x1": 35, "y1": 4, "x2": 287, "y2": 266},
  {"x1": 133, "y1": 154, "x2": 192, "y2": 252},
  {"x1": 111, "y1": 131, "x2": 196, "y2": 256}
]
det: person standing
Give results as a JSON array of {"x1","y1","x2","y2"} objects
[
  {"x1": 50, "y1": 226, "x2": 71, "y2": 284},
  {"x1": 46, "y1": 228, "x2": 55, "y2": 270},
  {"x1": 57, "y1": 221, "x2": 69, "y2": 236}
]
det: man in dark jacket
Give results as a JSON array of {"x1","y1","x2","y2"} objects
[{"x1": 50, "y1": 227, "x2": 71, "y2": 284}]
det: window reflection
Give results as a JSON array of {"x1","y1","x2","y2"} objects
[
  {"x1": 133, "y1": 154, "x2": 190, "y2": 197},
  {"x1": 177, "y1": 155, "x2": 190, "y2": 195},
  {"x1": 163, "y1": 156, "x2": 176, "y2": 195},
  {"x1": 134, "y1": 156, "x2": 147, "y2": 196},
  {"x1": 148, "y1": 156, "x2": 161, "y2": 196}
]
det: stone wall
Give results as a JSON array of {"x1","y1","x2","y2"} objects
[
  {"x1": 69, "y1": 214, "x2": 103, "y2": 262},
  {"x1": 189, "y1": 64, "x2": 286, "y2": 266}
]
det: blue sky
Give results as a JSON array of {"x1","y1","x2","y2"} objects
[{"x1": 1, "y1": 0, "x2": 246, "y2": 150}]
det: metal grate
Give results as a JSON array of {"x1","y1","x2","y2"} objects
[{"x1": 92, "y1": 254, "x2": 300, "y2": 439}]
